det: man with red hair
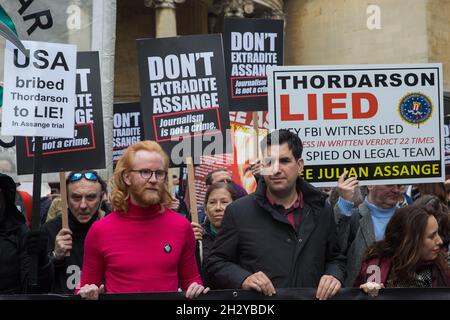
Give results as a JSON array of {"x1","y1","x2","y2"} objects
[{"x1": 78, "y1": 141, "x2": 208, "y2": 299}]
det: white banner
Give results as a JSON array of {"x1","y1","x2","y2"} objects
[
  {"x1": 0, "y1": 1, "x2": 116, "y2": 183},
  {"x1": 2, "y1": 40, "x2": 76, "y2": 137},
  {"x1": 267, "y1": 63, "x2": 445, "y2": 186}
]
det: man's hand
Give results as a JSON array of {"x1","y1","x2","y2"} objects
[
  {"x1": 185, "y1": 282, "x2": 210, "y2": 299},
  {"x1": 249, "y1": 160, "x2": 262, "y2": 178},
  {"x1": 316, "y1": 275, "x2": 341, "y2": 300},
  {"x1": 191, "y1": 222, "x2": 203, "y2": 241},
  {"x1": 54, "y1": 228, "x2": 72, "y2": 259},
  {"x1": 360, "y1": 282, "x2": 384, "y2": 297},
  {"x1": 78, "y1": 284, "x2": 105, "y2": 300},
  {"x1": 241, "y1": 271, "x2": 276, "y2": 296},
  {"x1": 337, "y1": 170, "x2": 359, "y2": 202}
]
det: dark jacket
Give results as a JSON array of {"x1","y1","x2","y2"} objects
[
  {"x1": 202, "y1": 221, "x2": 216, "y2": 267},
  {"x1": 42, "y1": 210, "x2": 99, "y2": 294},
  {"x1": 0, "y1": 173, "x2": 52, "y2": 294},
  {"x1": 206, "y1": 177, "x2": 346, "y2": 289},
  {"x1": 195, "y1": 221, "x2": 217, "y2": 287}
]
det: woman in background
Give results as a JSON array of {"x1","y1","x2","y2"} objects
[
  {"x1": 355, "y1": 205, "x2": 449, "y2": 296},
  {"x1": 414, "y1": 195, "x2": 450, "y2": 267},
  {"x1": 191, "y1": 182, "x2": 237, "y2": 285}
]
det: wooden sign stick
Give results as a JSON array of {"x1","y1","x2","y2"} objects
[
  {"x1": 29, "y1": 136, "x2": 43, "y2": 286},
  {"x1": 167, "y1": 168, "x2": 175, "y2": 198},
  {"x1": 186, "y1": 157, "x2": 198, "y2": 224},
  {"x1": 252, "y1": 112, "x2": 259, "y2": 160},
  {"x1": 59, "y1": 172, "x2": 70, "y2": 256}
]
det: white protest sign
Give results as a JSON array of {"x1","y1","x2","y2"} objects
[
  {"x1": 1, "y1": 40, "x2": 77, "y2": 138},
  {"x1": 267, "y1": 64, "x2": 444, "y2": 186}
]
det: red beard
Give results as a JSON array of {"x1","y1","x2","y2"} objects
[{"x1": 129, "y1": 183, "x2": 163, "y2": 206}]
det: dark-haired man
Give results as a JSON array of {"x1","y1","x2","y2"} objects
[
  {"x1": 42, "y1": 170, "x2": 107, "y2": 293},
  {"x1": 207, "y1": 129, "x2": 346, "y2": 300}
]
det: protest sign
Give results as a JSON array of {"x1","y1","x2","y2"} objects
[
  {"x1": 15, "y1": 51, "x2": 105, "y2": 174},
  {"x1": 190, "y1": 112, "x2": 269, "y2": 207},
  {"x1": 445, "y1": 115, "x2": 450, "y2": 179},
  {"x1": 113, "y1": 101, "x2": 143, "y2": 166},
  {"x1": 1, "y1": 40, "x2": 77, "y2": 138},
  {"x1": 224, "y1": 18, "x2": 283, "y2": 112},
  {"x1": 0, "y1": 1, "x2": 116, "y2": 184},
  {"x1": 267, "y1": 64, "x2": 445, "y2": 186},
  {"x1": 137, "y1": 34, "x2": 231, "y2": 165}
]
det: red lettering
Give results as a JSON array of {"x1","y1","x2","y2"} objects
[
  {"x1": 280, "y1": 94, "x2": 303, "y2": 121},
  {"x1": 279, "y1": 92, "x2": 377, "y2": 121},
  {"x1": 352, "y1": 92, "x2": 378, "y2": 119},
  {"x1": 307, "y1": 94, "x2": 317, "y2": 120},
  {"x1": 323, "y1": 93, "x2": 347, "y2": 119}
]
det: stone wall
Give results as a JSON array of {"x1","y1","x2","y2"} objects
[
  {"x1": 284, "y1": 0, "x2": 450, "y2": 91},
  {"x1": 284, "y1": 0, "x2": 431, "y2": 65},
  {"x1": 427, "y1": 0, "x2": 450, "y2": 90}
]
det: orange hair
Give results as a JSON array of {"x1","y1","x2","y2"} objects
[{"x1": 110, "y1": 141, "x2": 172, "y2": 213}]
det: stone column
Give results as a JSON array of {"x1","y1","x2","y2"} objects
[
  {"x1": 144, "y1": 0, "x2": 185, "y2": 37},
  {"x1": 211, "y1": 0, "x2": 254, "y2": 17},
  {"x1": 269, "y1": 8, "x2": 284, "y2": 20}
]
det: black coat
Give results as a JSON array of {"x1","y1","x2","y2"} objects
[
  {"x1": 42, "y1": 210, "x2": 99, "y2": 294},
  {"x1": 206, "y1": 177, "x2": 346, "y2": 289},
  {"x1": 198, "y1": 221, "x2": 216, "y2": 286},
  {"x1": 0, "y1": 173, "x2": 52, "y2": 294}
]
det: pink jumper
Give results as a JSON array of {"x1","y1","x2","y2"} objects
[{"x1": 78, "y1": 202, "x2": 202, "y2": 293}]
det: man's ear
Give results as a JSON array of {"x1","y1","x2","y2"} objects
[
  {"x1": 122, "y1": 171, "x2": 132, "y2": 187},
  {"x1": 297, "y1": 158, "x2": 304, "y2": 173}
]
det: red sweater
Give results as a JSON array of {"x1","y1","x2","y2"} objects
[{"x1": 78, "y1": 202, "x2": 202, "y2": 293}]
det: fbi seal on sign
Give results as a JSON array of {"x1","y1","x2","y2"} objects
[{"x1": 398, "y1": 92, "x2": 433, "y2": 126}]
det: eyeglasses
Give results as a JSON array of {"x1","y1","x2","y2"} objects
[
  {"x1": 130, "y1": 169, "x2": 167, "y2": 181},
  {"x1": 68, "y1": 171, "x2": 98, "y2": 182}
]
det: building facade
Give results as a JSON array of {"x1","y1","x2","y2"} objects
[{"x1": 114, "y1": 0, "x2": 450, "y2": 103}]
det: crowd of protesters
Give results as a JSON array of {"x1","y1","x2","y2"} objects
[{"x1": 0, "y1": 129, "x2": 449, "y2": 299}]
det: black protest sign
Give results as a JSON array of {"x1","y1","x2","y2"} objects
[
  {"x1": 16, "y1": 51, "x2": 105, "y2": 174},
  {"x1": 445, "y1": 115, "x2": 450, "y2": 179},
  {"x1": 113, "y1": 101, "x2": 144, "y2": 166},
  {"x1": 137, "y1": 34, "x2": 231, "y2": 165},
  {"x1": 224, "y1": 17, "x2": 284, "y2": 112}
]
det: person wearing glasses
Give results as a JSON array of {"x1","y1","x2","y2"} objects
[
  {"x1": 192, "y1": 168, "x2": 247, "y2": 234},
  {"x1": 77, "y1": 141, "x2": 208, "y2": 300},
  {"x1": 42, "y1": 170, "x2": 107, "y2": 294},
  {"x1": 335, "y1": 172, "x2": 404, "y2": 287},
  {"x1": 205, "y1": 169, "x2": 248, "y2": 198},
  {"x1": 206, "y1": 129, "x2": 345, "y2": 300}
]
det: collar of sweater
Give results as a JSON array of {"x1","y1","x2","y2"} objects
[
  {"x1": 364, "y1": 198, "x2": 396, "y2": 219},
  {"x1": 123, "y1": 200, "x2": 164, "y2": 220},
  {"x1": 68, "y1": 209, "x2": 99, "y2": 235}
]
